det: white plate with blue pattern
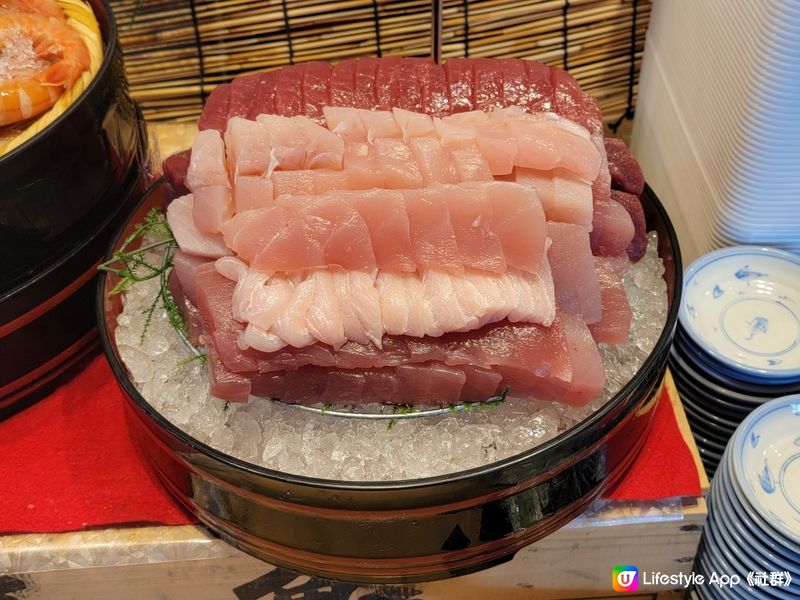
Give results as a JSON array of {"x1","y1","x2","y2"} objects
[
  {"x1": 731, "y1": 395, "x2": 800, "y2": 545},
  {"x1": 681, "y1": 246, "x2": 800, "y2": 382}
]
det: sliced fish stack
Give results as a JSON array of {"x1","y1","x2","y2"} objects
[{"x1": 163, "y1": 57, "x2": 647, "y2": 408}]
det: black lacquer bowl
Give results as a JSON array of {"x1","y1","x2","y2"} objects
[
  {"x1": 0, "y1": 0, "x2": 147, "y2": 416},
  {"x1": 98, "y1": 182, "x2": 682, "y2": 584}
]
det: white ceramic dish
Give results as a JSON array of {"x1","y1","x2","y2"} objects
[
  {"x1": 731, "y1": 395, "x2": 800, "y2": 545},
  {"x1": 681, "y1": 247, "x2": 800, "y2": 382}
]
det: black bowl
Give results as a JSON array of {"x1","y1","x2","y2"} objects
[
  {"x1": 0, "y1": 0, "x2": 147, "y2": 416},
  {"x1": 0, "y1": 0, "x2": 143, "y2": 291},
  {"x1": 98, "y1": 183, "x2": 683, "y2": 584}
]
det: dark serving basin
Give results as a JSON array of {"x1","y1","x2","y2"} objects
[
  {"x1": 0, "y1": 0, "x2": 147, "y2": 416},
  {"x1": 97, "y1": 181, "x2": 682, "y2": 584}
]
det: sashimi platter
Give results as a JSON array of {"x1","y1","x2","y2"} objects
[{"x1": 99, "y1": 57, "x2": 682, "y2": 581}]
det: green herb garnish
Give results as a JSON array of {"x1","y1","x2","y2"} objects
[{"x1": 99, "y1": 207, "x2": 201, "y2": 362}]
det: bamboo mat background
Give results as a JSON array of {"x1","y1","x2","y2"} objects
[{"x1": 110, "y1": 0, "x2": 650, "y2": 127}]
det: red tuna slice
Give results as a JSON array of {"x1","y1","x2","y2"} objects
[
  {"x1": 396, "y1": 363, "x2": 466, "y2": 404},
  {"x1": 589, "y1": 257, "x2": 632, "y2": 344},
  {"x1": 168, "y1": 269, "x2": 204, "y2": 345},
  {"x1": 330, "y1": 59, "x2": 357, "y2": 107},
  {"x1": 206, "y1": 339, "x2": 252, "y2": 402},
  {"x1": 558, "y1": 313, "x2": 605, "y2": 405},
  {"x1": 354, "y1": 57, "x2": 380, "y2": 109},
  {"x1": 461, "y1": 365, "x2": 503, "y2": 401},
  {"x1": 610, "y1": 189, "x2": 648, "y2": 261},
  {"x1": 590, "y1": 198, "x2": 635, "y2": 257},
  {"x1": 498, "y1": 58, "x2": 527, "y2": 108},
  {"x1": 339, "y1": 189, "x2": 416, "y2": 272},
  {"x1": 402, "y1": 187, "x2": 462, "y2": 273},
  {"x1": 550, "y1": 67, "x2": 591, "y2": 132},
  {"x1": 523, "y1": 60, "x2": 553, "y2": 112},
  {"x1": 227, "y1": 73, "x2": 261, "y2": 123},
  {"x1": 166, "y1": 194, "x2": 231, "y2": 258},
  {"x1": 416, "y1": 61, "x2": 450, "y2": 117},
  {"x1": 221, "y1": 205, "x2": 295, "y2": 261},
  {"x1": 445, "y1": 58, "x2": 474, "y2": 113},
  {"x1": 408, "y1": 137, "x2": 459, "y2": 185},
  {"x1": 376, "y1": 57, "x2": 424, "y2": 111},
  {"x1": 322, "y1": 370, "x2": 366, "y2": 404},
  {"x1": 441, "y1": 183, "x2": 506, "y2": 273},
  {"x1": 247, "y1": 70, "x2": 278, "y2": 120},
  {"x1": 473, "y1": 57, "x2": 505, "y2": 111},
  {"x1": 198, "y1": 83, "x2": 231, "y2": 132},
  {"x1": 479, "y1": 181, "x2": 547, "y2": 274},
  {"x1": 274, "y1": 64, "x2": 307, "y2": 116},
  {"x1": 163, "y1": 149, "x2": 191, "y2": 195},
  {"x1": 254, "y1": 196, "x2": 376, "y2": 271},
  {"x1": 547, "y1": 221, "x2": 602, "y2": 324},
  {"x1": 301, "y1": 61, "x2": 332, "y2": 123},
  {"x1": 605, "y1": 137, "x2": 645, "y2": 196},
  {"x1": 372, "y1": 138, "x2": 424, "y2": 188}
]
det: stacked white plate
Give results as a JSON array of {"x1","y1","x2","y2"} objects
[
  {"x1": 691, "y1": 394, "x2": 800, "y2": 599},
  {"x1": 672, "y1": 245, "x2": 800, "y2": 475},
  {"x1": 631, "y1": 0, "x2": 800, "y2": 264}
]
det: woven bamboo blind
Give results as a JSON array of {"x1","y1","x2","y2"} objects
[{"x1": 111, "y1": 0, "x2": 650, "y2": 127}]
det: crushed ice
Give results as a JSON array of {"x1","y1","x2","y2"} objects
[{"x1": 116, "y1": 231, "x2": 668, "y2": 481}]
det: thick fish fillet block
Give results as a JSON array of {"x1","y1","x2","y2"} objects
[{"x1": 589, "y1": 198, "x2": 635, "y2": 257}]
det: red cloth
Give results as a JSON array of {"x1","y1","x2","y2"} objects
[
  {"x1": 606, "y1": 384, "x2": 700, "y2": 501},
  {"x1": 0, "y1": 355, "x2": 699, "y2": 533}
]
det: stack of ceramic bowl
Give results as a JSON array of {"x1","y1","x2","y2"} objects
[
  {"x1": 631, "y1": 0, "x2": 800, "y2": 264},
  {"x1": 689, "y1": 394, "x2": 800, "y2": 599},
  {"x1": 671, "y1": 247, "x2": 800, "y2": 476}
]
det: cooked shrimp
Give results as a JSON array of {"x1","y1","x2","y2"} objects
[
  {"x1": 0, "y1": 12, "x2": 89, "y2": 126},
  {"x1": 0, "y1": 1, "x2": 65, "y2": 19}
]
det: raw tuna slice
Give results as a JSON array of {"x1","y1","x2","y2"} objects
[
  {"x1": 163, "y1": 149, "x2": 191, "y2": 195},
  {"x1": 329, "y1": 59, "x2": 357, "y2": 107},
  {"x1": 227, "y1": 73, "x2": 260, "y2": 122},
  {"x1": 610, "y1": 190, "x2": 648, "y2": 261},
  {"x1": 408, "y1": 137, "x2": 458, "y2": 184},
  {"x1": 523, "y1": 60, "x2": 553, "y2": 113},
  {"x1": 605, "y1": 137, "x2": 645, "y2": 196},
  {"x1": 255, "y1": 114, "x2": 344, "y2": 170},
  {"x1": 446, "y1": 58, "x2": 474, "y2": 113},
  {"x1": 416, "y1": 61, "x2": 450, "y2": 117},
  {"x1": 198, "y1": 83, "x2": 231, "y2": 132},
  {"x1": 186, "y1": 129, "x2": 231, "y2": 233},
  {"x1": 589, "y1": 257, "x2": 632, "y2": 344},
  {"x1": 376, "y1": 57, "x2": 423, "y2": 111},
  {"x1": 591, "y1": 133, "x2": 612, "y2": 207},
  {"x1": 498, "y1": 59, "x2": 527, "y2": 108},
  {"x1": 373, "y1": 138, "x2": 424, "y2": 188},
  {"x1": 166, "y1": 194, "x2": 232, "y2": 258},
  {"x1": 354, "y1": 57, "x2": 380, "y2": 109},
  {"x1": 449, "y1": 142, "x2": 493, "y2": 181},
  {"x1": 478, "y1": 181, "x2": 547, "y2": 274},
  {"x1": 206, "y1": 339, "x2": 252, "y2": 402},
  {"x1": 172, "y1": 249, "x2": 212, "y2": 306},
  {"x1": 342, "y1": 142, "x2": 384, "y2": 189},
  {"x1": 552, "y1": 171, "x2": 593, "y2": 226},
  {"x1": 301, "y1": 61, "x2": 332, "y2": 122},
  {"x1": 233, "y1": 175, "x2": 273, "y2": 213},
  {"x1": 401, "y1": 187, "x2": 462, "y2": 273},
  {"x1": 473, "y1": 57, "x2": 505, "y2": 110},
  {"x1": 271, "y1": 170, "x2": 351, "y2": 197},
  {"x1": 274, "y1": 64, "x2": 306, "y2": 116},
  {"x1": 247, "y1": 70, "x2": 278, "y2": 120},
  {"x1": 393, "y1": 108, "x2": 436, "y2": 140},
  {"x1": 589, "y1": 198, "x2": 635, "y2": 257},
  {"x1": 323, "y1": 106, "x2": 367, "y2": 143},
  {"x1": 547, "y1": 221, "x2": 602, "y2": 324},
  {"x1": 443, "y1": 183, "x2": 506, "y2": 273},
  {"x1": 224, "y1": 117, "x2": 269, "y2": 177}
]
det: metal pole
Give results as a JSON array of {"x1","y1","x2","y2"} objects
[{"x1": 431, "y1": 0, "x2": 443, "y2": 63}]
